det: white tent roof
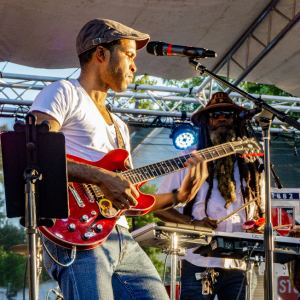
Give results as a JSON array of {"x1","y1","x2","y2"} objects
[{"x1": 1, "y1": 0, "x2": 300, "y2": 95}]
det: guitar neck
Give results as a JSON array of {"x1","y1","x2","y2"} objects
[{"x1": 122, "y1": 142, "x2": 236, "y2": 185}]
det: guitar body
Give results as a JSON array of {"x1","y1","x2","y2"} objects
[{"x1": 39, "y1": 149, "x2": 155, "y2": 250}]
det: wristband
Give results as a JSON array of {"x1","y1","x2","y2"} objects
[{"x1": 171, "y1": 188, "x2": 186, "y2": 208}]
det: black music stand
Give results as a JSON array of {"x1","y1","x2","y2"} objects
[{"x1": 1, "y1": 113, "x2": 69, "y2": 300}]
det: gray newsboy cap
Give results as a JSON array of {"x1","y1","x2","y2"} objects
[{"x1": 76, "y1": 19, "x2": 150, "y2": 56}]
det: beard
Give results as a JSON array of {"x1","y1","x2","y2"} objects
[
  {"x1": 208, "y1": 123, "x2": 238, "y2": 208},
  {"x1": 208, "y1": 124, "x2": 236, "y2": 145}
]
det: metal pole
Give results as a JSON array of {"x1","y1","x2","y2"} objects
[
  {"x1": 170, "y1": 232, "x2": 178, "y2": 300},
  {"x1": 245, "y1": 260, "x2": 253, "y2": 300},
  {"x1": 261, "y1": 121, "x2": 274, "y2": 300},
  {"x1": 25, "y1": 176, "x2": 38, "y2": 300}
]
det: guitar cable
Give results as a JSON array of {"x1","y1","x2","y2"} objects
[{"x1": 39, "y1": 232, "x2": 77, "y2": 267}]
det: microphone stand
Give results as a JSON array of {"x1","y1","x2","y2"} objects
[
  {"x1": 188, "y1": 59, "x2": 300, "y2": 300},
  {"x1": 246, "y1": 120, "x2": 283, "y2": 189}
]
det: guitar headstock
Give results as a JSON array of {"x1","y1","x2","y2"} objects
[{"x1": 231, "y1": 137, "x2": 264, "y2": 160}]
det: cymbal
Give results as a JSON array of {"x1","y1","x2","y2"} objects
[{"x1": 9, "y1": 244, "x2": 43, "y2": 256}]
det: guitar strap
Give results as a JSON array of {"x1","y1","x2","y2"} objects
[{"x1": 107, "y1": 109, "x2": 132, "y2": 169}]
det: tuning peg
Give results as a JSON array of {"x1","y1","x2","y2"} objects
[
  {"x1": 243, "y1": 136, "x2": 247, "y2": 141},
  {"x1": 232, "y1": 137, "x2": 235, "y2": 142},
  {"x1": 237, "y1": 137, "x2": 242, "y2": 141}
]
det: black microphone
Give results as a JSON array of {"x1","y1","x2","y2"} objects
[
  {"x1": 234, "y1": 107, "x2": 262, "y2": 121},
  {"x1": 146, "y1": 41, "x2": 217, "y2": 59}
]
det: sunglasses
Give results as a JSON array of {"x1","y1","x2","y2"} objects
[{"x1": 209, "y1": 111, "x2": 235, "y2": 119}]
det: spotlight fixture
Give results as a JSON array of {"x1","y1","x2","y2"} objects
[{"x1": 170, "y1": 123, "x2": 197, "y2": 150}]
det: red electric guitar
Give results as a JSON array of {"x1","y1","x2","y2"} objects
[{"x1": 39, "y1": 137, "x2": 263, "y2": 250}]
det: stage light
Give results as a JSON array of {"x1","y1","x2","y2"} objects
[{"x1": 170, "y1": 123, "x2": 197, "y2": 150}]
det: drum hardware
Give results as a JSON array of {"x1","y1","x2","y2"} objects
[
  {"x1": 9, "y1": 243, "x2": 43, "y2": 256},
  {"x1": 11, "y1": 238, "x2": 65, "y2": 300},
  {"x1": 9, "y1": 238, "x2": 43, "y2": 298}
]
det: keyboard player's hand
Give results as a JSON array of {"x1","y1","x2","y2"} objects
[
  {"x1": 289, "y1": 226, "x2": 300, "y2": 237},
  {"x1": 191, "y1": 217, "x2": 218, "y2": 230}
]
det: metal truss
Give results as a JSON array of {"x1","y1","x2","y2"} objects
[
  {"x1": 0, "y1": 72, "x2": 299, "y2": 134},
  {"x1": 196, "y1": 0, "x2": 300, "y2": 94}
]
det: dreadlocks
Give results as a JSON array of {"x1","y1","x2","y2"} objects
[{"x1": 184, "y1": 112, "x2": 264, "y2": 220}]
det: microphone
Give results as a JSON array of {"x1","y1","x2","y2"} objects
[
  {"x1": 146, "y1": 41, "x2": 217, "y2": 59},
  {"x1": 234, "y1": 107, "x2": 262, "y2": 121}
]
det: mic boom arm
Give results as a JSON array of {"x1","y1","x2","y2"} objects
[{"x1": 188, "y1": 59, "x2": 300, "y2": 131}]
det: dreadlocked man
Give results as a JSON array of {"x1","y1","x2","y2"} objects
[{"x1": 154, "y1": 92, "x2": 265, "y2": 300}]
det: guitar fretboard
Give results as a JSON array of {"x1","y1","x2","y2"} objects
[{"x1": 121, "y1": 142, "x2": 235, "y2": 185}]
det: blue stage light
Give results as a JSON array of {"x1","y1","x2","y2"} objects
[{"x1": 170, "y1": 124, "x2": 197, "y2": 150}]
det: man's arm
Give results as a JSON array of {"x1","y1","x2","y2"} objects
[{"x1": 153, "y1": 208, "x2": 218, "y2": 230}]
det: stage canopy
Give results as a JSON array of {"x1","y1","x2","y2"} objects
[{"x1": 1, "y1": 0, "x2": 300, "y2": 95}]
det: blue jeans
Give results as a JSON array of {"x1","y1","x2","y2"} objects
[
  {"x1": 43, "y1": 225, "x2": 169, "y2": 300},
  {"x1": 180, "y1": 260, "x2": 254, "y2": 300}
]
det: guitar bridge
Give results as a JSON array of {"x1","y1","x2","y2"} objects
[
  {"x1": 81, "y1": 184, "x2": 96, "y2": 203},
  {"x1": 68, "y1": 184, "x2": 85, "y2": 208}
]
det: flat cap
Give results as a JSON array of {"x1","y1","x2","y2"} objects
[{"x1": 76, "y1": 19, "x2": 150, "y2": 56}]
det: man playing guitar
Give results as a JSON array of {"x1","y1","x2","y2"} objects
[
  {"x1": 30, "y1": 19, "x2": 208, "y2": 300},
  {"x1": 154, "y1": 92, "x2": 266, "y2": 300}
]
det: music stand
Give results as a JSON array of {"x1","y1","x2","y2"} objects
[{"x1": 1, "y1": 113, "x2": 69, "y2": 300}]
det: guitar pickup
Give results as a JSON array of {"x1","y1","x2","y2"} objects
[{"x1": 81, "y1": 184, "x2": 96, "y2": 203}]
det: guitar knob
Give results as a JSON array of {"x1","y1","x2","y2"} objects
[
  {"x1": 94, "y1": 224, "x2": 103, "y2": 233},
  {"x1": 68, "y1": 223, "x2": 76, "y2": 232},
  {"x1": 82, "y1": 232, "x2": 90, "y2": 241},
  {"x1": 80, "y1": 215, "x2": 89, "y2": 223}
]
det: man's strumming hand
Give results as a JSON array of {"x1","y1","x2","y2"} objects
[
  {"x1": 98, "y1": 169, "x2": 139, "y2": 210},
  {"x1": 177, "y1": 150, "x2": 208, "y2": 203}
]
